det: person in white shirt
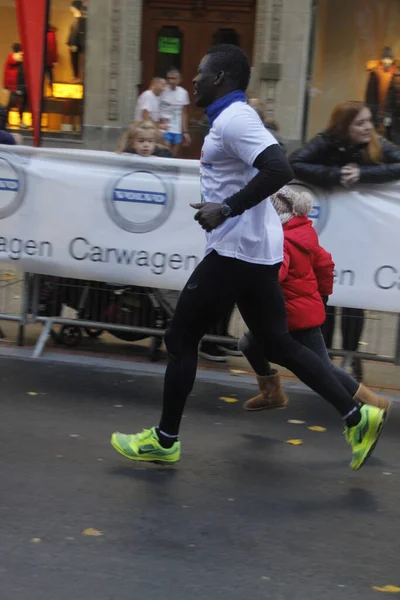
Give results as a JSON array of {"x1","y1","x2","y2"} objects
[
  {"x1": 159, "y1": 68, "x2": 191, "y2": 156},
  {"x1": 111, "y1": 45, "x2": 386, "y2": 471},
  {"x1": 135, "y1": 77, "x2": 166, "y2": 123}
]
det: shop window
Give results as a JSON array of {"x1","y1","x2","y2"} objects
[
  {"x1": 155, "y1": 26, "x2": 183, "y2": 78},
  {"x1": 307, "y1": 0, "x2": 400, "y2": 145},
  {"x1": 0, "y1": 0, "x2": 87, "y2": 135}
]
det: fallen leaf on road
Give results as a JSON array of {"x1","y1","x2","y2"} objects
[
  {"x1": 288, "y1": 420, "x2": 305, "y2": 425},
  {"x1": 230, "y1": 369, "x2": 247, "y2": 376},
  {"x1": 0, "y1": 271, "x2": 15, "y2": 281},
  {"x1": 82, "y1": 528, "x2": 103, "y2": 537},
  {"x1": 286, "y1": 439, "x2": 303, "y2": 446},
  {"x1": 30, "y1": 538, "x2": 41, "y2": 543},
  {"x1": 27, "y1": 392, "x2": 38, "y2": 396},
  {"x1": 308, "y1": 426, "x2": 327, "y2": 432},
  {"x1": 220, "y1": 396, "x2": 238, "y2": 403},
  {"x1": 372, "y1": 586, "x2": 400, "y2": 593}
]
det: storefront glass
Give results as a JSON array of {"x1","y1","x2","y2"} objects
[
  {"x1": 0, "y1": 0, "x2": 86, "y2": 136},
  {"x1": 307, "y1": 0, "x2": 400, "y2": 143}
]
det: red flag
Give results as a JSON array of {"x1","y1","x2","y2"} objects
[{"x1": 14, "y1": 0, "x2": 50, "y2": 146}]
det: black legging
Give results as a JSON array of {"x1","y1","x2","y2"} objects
[
  {"x1": 70, "y1": 50, "x2": 80, "y2": 78},
  {"x1": 159, "y1": 251, "x2": 358, "y2": 436},
  {"x1": 44, "y1": 66, "x2": 54, "y2": 88},
  {"x1": 323, "y1": 306, "x2": 365, "y2": 352}
]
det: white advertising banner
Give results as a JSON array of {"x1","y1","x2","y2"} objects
[{"x1": 0, "y1": 145, "x2": 399, "y2": 312}]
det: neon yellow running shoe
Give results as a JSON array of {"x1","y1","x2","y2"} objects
[
  {"x1": 344, "y1": 404, "x2": 386, "y2": 471},
  {"x1": 111, "y1": 427, "x2": 180, "y2": 464}
]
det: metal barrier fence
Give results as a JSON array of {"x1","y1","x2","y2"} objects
[
  {"x1": 0, "y1": 272, "x2": 399, "y2": 367},
  {"x1": 0, "y1": 269, "x2": 29, "y2": 346}
]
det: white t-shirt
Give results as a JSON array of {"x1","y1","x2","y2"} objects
[
  {"x1": 159, "y1": 86, "x2": 190, "y2": 134},
  {"x1": 135, "y1": 90, "x2": 160, "y2": 122},
  {"x1": 200, "y1": 101, "x2": 284, "y2": 265}
]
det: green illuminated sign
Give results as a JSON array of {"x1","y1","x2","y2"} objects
[{"x1": 158, "y1": 37, "x2": 180, "y2": 54}]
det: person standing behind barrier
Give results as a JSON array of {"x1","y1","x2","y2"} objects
[
  {"x1": 117, "y1": 120, "x2": 172, "y2": 158},
  {"x1": 135, "y1": 78, "x2": 166, "y2": 124},
  {"x1": 118, "y1": 119, "x2": 233, "y2": 363},
  {"x1": 239, "y1": 186, "x2": 390, "y2": 412},
  {"x1": 290, "y1": 100, "x2": 400, "y2": 382},
  {"x1": 160, "y1": 68, "x2": 191, "y2": 157}
]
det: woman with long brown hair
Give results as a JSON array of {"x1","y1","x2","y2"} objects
[{"x1": 290, "y1": 100, "x2": 400, "y2": 381}]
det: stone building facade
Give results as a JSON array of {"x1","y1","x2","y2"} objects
[{"x1": 83, "y1": 0, "x2": 314, "y2": 154}]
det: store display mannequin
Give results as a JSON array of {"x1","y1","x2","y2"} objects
[
  {"x1": 45, "y1": 25, "x2": 58, "y2": 95},
  {"x1": 67, "y1": 0, "x2": 86, "y2": 82},
  {"x1": 3, "y1": 43, "x2": 28, "y2": 129},
  {"x1": 385, "y1": 59, "x2": 400, "y2": 144},
  {"x1": 365, "y1": 46, "x2": 396, "y2": 132}
]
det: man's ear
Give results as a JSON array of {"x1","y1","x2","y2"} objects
[{"x1": 214, "y1": 70, "x2": 225, "y2": 86}]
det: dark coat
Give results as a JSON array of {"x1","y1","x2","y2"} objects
[
  {"x1": 67, "y1": 17, "x2": 86, "y2": 52},
  {"x1": 289, "y1": 132, "x2": 400, "y2": 188},
  {"x1": 385, "y1": 73, "x2": 400, "y2": 145},
  {"x1": 365, "y1": 65, "x2": 396, "y2": 127}
]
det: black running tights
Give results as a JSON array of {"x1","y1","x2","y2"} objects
[{"x1": 159, "y1": 251, "x2": 357, "y2": 435}]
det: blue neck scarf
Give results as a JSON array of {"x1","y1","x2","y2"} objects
[{"x1": 205, "y1": 90, "x2": 247, "y2": 126}]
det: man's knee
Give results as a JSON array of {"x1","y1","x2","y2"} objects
[
  {"x1": 164, "y1": 325, "x2": 181, "y2": 355},
  {"x1": 165, "y1": 324, "x2": 201, "y2": 357}
]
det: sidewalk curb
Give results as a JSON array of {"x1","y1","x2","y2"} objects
[{"x1": 0, "y1": 346, "x2": 399, "y2": 401}]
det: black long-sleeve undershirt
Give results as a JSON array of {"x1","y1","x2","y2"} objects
[{"x1": 225, "y1": 144, "x2": 293, "y2": 217}]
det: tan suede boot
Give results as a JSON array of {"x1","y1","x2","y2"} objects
[
  {"x1": 354, "y1": 384, "x2": 391, "y2": 411},
  {"x1": 243, "y1": 371, "x2": 289, "y2": 411}
]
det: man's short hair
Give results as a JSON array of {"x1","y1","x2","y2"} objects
[
  {"x1": 167, "y1": 68, "x2": 180, "y2": 77},
  {"x1": 12, "y1": 42, "x2": 21, "y2": 53},
  {"x1": 151, "y1": 77, "x2": 164, "y2": 84},
  {"x1": 206, "y1": 44, "x2": 251, "y2": 91},
  {"x1": 71, "y1": 0, "x2": 83, "y2": 11}
]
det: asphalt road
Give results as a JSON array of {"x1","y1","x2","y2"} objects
[{"x1": 0, "y1": 356, "x2": 399, "y2": 600}]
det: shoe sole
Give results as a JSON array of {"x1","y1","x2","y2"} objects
[
  {"x1": 198, "y1": 352, "x2": 227, "y2": 363},
  {"x1": 110, "y1": 436, "x2": 180, "y2": 464},
  {"x1": 351, "y1": 410, "x2": 387, "y2": 471},
  {"x1": 217, "y1": 346, "x2": 243, "y2": 357},
  {"x1": 243, "y1": 402, "x2": 288, "y2": 412}
]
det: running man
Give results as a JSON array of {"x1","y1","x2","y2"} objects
[
  {"x1": 160, "y1": 68, "x2": 191, "y2": 156},
  {"x1": 111, "y1": 45, "x2": 386, "y2": 471}
]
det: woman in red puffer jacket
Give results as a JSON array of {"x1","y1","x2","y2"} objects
[{"x1": 238, "y1": 186, "x2": 390, "y2": 412}]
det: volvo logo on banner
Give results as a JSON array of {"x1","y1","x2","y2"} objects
[
  {"x1": 0, "y1": 155, "x2": 25, "y2": 220},
  {"x1": 287, "y1": 181, "x2": 329, "y2": 235},
  {"x1": 106, "y1": 169, "x2": 175, "y2": 234}
]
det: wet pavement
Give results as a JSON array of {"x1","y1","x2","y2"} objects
[{"x1": 0, "y1": 356, "x2": 399, "y2": 600}]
